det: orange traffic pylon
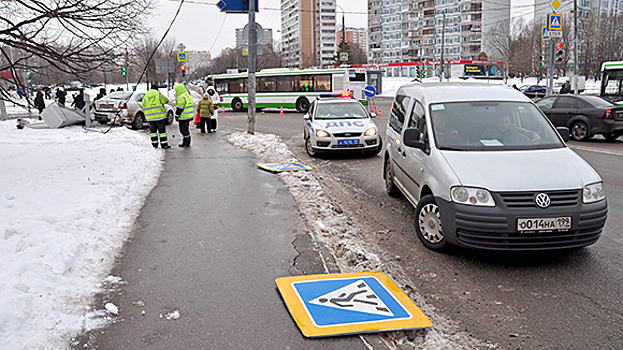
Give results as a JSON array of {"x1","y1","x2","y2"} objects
[
  {"x1": 279, "y1": 106, "x2": 285, "y2": 115},
  {"x1": 221, "y1": 105, "x2": 226, "y2": 114},
  {"x1": 371, "y1": 103, "x2": 376, "y2": 114},
  {"x1": 377, "y1": 106, "x2": 383, "y2": 117}
]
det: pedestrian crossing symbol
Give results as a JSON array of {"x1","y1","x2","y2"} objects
[
  {"x1": 275, "y1": 272, "x2": 432, "y2": 337},
  {"x1": 548, "y1": 13, "x2": 563, "y2": 31}
]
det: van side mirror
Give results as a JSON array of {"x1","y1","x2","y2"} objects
[
  {"x1": 403, "y1": 128, "x2": 426, "y2": 150},
  {"x1": 556, "y1": 126, "x2": 570, "y2": 142}
]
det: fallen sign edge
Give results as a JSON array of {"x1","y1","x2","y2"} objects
[
  {"x1": 275, "y1": 272, "x2": 433, "y2": 338},
  {"x1": 257, "y1": 162, "x2": 314, "y2": 173}
]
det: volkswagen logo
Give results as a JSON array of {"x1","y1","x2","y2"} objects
[{"x1": 535, "y1": 193, "x2": 551, "y2": 208}]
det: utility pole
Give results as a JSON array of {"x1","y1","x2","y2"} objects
[
  {"x1": 247, "y1": 0, "x2": 257, "y2": 134},
  {"x1": 439, "y1": 12, "x2": 445, "y2": 82}
]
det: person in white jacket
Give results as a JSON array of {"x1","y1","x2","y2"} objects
[{"x1": 205, "y1": 86, "x2": 220, "y2": 132}]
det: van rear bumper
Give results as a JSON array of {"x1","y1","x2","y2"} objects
[{"x1": 435, "y1": 196, "x2": 608, "y2": 251}]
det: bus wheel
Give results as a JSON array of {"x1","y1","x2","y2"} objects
[
  {"x1": 232, "y1": 98, "x2": 244, "y2": 112},
  {"x1": 296, "y1": 98, "x2": 310, "y2": 113}
]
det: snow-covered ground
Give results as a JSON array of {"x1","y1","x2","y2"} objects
[
  {"x1": 0, "y1": 75, "x2": 603, "y2": 349},
  {"x1": 0, "y1": 121, "x2": 163, "y2": 349}
]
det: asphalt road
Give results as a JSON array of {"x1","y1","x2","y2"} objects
[
  {"x1": 217, "y1": 98, "x2": 623, "y2": 349},
  {"x1": 74, "y1": 129, "x2": 388, "y2": 349}
]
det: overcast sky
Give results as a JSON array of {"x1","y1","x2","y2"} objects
[{"x1": 149, "y1": 0, "x2": 533, "y2": 58}]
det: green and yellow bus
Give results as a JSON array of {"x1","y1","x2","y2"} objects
[
  {"x1": 208, "y1": 68, "x2": 367, "y2": 113},
  {"x1": 601, "y1": 60, "x2": 623, "y2": 105}
]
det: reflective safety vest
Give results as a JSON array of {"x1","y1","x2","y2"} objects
[
  {"x1": 175, "y1": 84, "x2": 195, "y2": 121},
  {"x1": 142, "y1": 89, "x2": 169, "y2": 121}
]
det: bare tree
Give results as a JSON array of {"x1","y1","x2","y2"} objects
[
  {"x1": 131, "y1": 36, "x2": 177, "y2": 88},
  {"x1": 0, "y1": 0, "x2": 152, "y2": 104}
]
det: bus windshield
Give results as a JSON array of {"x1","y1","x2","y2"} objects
[{"x1": 601, "y1": 61, "x2": 623, "y2": 105}]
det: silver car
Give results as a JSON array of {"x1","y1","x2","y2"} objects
[
  {"x1": 94, "y1": 91, "x2": 175, "y2": 130},
  {"x1": 384, "y1": 82, "x2": 607, "y2": 251}
]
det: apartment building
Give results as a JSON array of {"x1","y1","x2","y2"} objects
[
  {"x1": 336, "y1": 27, "x2": 368, "y2": 52},
  {"x1": 281, "y1": 0, "x2": 336, "y2": 68},
  {"x1": 368, "y1": 0, "x2": 510, "y2": 64}
]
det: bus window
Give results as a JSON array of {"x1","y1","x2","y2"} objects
[
  {"x1": 349, "y1": 72, "x2": 366, "y2": 82},
  {"x1": 215, "y1": 80, "x2": 228, "y2": 94},
  {"x1": 276, "y1": 76, "x2": 294, "y2": 92},
  {"x1": 314, "y1": 74, "x2": 331, "y2": 92},
  {"x1": 295, "y1": 75, "x2": 313, "y2": 92},
  {"x1": 229, "y1": 78, "x2": 246, "y2": 93},
  {"x1": 258, "y1": 76, "x2": 276, "y2": 92}
]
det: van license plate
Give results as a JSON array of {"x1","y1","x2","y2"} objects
[
  {"x1": 338, "y1": 139, "x2": 359, "y2": 145},
  {"x1": 517, "y1": 217, "x2": 571, "y2": 232}
]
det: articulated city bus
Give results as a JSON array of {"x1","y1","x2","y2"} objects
[
  {"x1": 601, "y1": 60, "x2": 623, "y2": 105},
  {"x1": 207, "y1": 68, "x2": 367, "y2": 113}
]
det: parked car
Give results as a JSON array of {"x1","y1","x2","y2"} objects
[
  {"x1": 520, "y1": 85, "x2": 547, "y2": 98},
  {"x1": 303, "y1": 92, "x2": 382, "y2": 157},
  {"x1": 535, "y1": 94, "x2": 623, "y2": 141},
  {"x1": 94, "y1": 91, "x2": 175, "y2": 130},
  {"x1": 384, "y1": 82, "x2": 607, "y2": 251}
]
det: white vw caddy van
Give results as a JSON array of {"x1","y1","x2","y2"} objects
[{"x1": 384, "y1": 82, "x2": 608, "y2": 251}]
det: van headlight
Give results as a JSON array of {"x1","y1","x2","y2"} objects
[
  {"x1": 364, "y1": 127, "x2": 377, "y2": 136},
  {"x1": 583, "y1": 182, "x2": 605, "y2": 203},
  {"x1": 316, "y1": 130, "x2": 330, "y2": 138},
  {"x1": 451, "y1": 187, "x2": 495, "y2": 206}
]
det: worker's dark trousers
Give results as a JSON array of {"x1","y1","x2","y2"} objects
[
  {"x1": 149, "y1": 120, "x2": 169, "y2": 148},
  {"x1": 178, "y1": 119, "x2": 191, "y2": 146}
]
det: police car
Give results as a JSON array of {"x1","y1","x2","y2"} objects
[{"x1": 303, "y1": 92, "x2": 382, "y2": 157}]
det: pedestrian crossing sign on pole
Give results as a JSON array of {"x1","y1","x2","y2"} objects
[
  {"x1": 177, "y1": 52, "x2": 187, "y2": 62},
  {"x1": 340, "y1": 52, "x2": 348, "y2": 61},
  {"x1": 275, "y1": 272, "x2": 432, "y2": 337},
  {"x1": 547, "y1": 13, "x2": 563, "y2": 31}
]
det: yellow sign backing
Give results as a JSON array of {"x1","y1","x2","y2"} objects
[{"x1": 276, "y1": 272, "x2": 432, "y2": 337}]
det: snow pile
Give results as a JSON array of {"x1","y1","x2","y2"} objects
[
  {"x1": 227, "y1": 132, "x2": 492, "y2": 349},
  {"x1": 0, "y1": 122, "x2": 163, "y2": 349}
]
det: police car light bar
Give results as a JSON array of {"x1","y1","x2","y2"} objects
[{"x1": 318, "y1": 92, "x2": 353, "y2": 99}]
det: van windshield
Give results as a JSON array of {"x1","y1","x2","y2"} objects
[{"x1": 430, "y1": 101, "x2": 566, "y2": 151}]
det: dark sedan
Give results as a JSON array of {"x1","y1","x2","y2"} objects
[
  {"x1": 536, "y1": 95, "x2": 623, "y2": 141},
  {"x1": 520, "y1": 85, "x2": 547, "y2": 98}
]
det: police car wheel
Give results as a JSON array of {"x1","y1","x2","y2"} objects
[
  {"x1": 305, "y1": 137, "x2": 318, "y2": 157},
  {"x1": 385, "y1": 157, "x2": 401, "y2": 197},
  {"x1": 414, "y1": 195, "x2": 447, "y2": 251}
]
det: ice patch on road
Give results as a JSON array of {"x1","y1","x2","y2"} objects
[{"x1": 227, "y1": 131, "x2": 494, "y2": 350}]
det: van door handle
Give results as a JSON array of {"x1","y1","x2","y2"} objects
[{"x1": 397, "y1": 147, "x2": 406, "y2": 157}]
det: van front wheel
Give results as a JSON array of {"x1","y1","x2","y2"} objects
[{"x1": 415, "y1": 195, "x2": 447, "y2": 251}]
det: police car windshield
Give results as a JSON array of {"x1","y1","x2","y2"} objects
[
  {"x1": 316, "y1": 102, "x2": 367, "y2": 119},
  {"x1": 431, "y1": 101, "x2": 565, "y2": 151}
]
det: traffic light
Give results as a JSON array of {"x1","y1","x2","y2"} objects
[
  {"x1": 555, "y1": 43, "x2": 564, "y2": 63},
  {"x1": 539, "y1": 55, "x2": 546, "y2": 68},
  {"x1": 121, "y1": 67, "x2": 126, "y2": 76},
  {"x1": 181, "y1": 65, "x2": 186, "y2": 77}
]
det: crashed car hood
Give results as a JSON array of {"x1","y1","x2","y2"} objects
[{"x1": 441, "y1": 148, "x2": 601, "y2": 192}]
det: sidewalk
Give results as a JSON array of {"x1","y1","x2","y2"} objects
[{"x1": 76, "y1": 128, "x2": 384, "y2": 349}]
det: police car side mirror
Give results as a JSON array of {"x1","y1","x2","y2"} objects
[
  {"x1": 303, "y1": 113, "x2": 310, "y2": 120},
  {"x1": 556, "y1": 126, "x2": 570, "y2": 142},
  {"x1": 370, "y1": 112, "x2": 377, "y2": 118},
  {"x1": 403, "y1": 128, "x2": 426, "y2": 150}
]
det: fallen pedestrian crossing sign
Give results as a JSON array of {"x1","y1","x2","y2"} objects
[
  {"x1": 275, "y1": 272, "x2": 432, "y2": 337},
  {"x1": 257, "y1": 162, "x2": 313, "y2": 173}
]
